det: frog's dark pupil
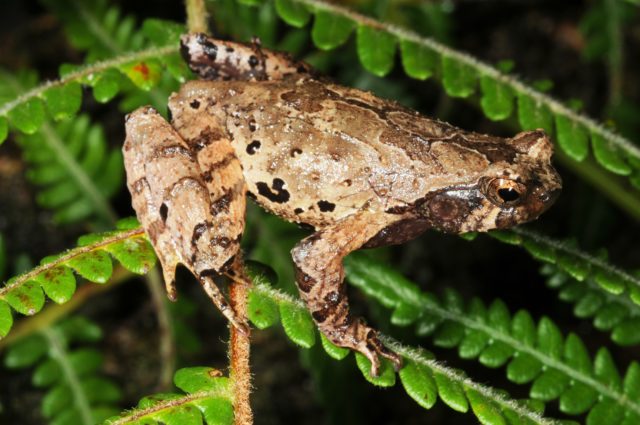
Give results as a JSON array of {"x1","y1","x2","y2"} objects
[{"x1": 498, "y1": 188, "x2": 520, "y2": 202}]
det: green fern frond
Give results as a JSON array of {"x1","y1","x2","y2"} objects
[
  {"x1": 105, "y1": 367, "x2": 233, "y2": 425},
  {"x1": 41, "y1": 0, "x2": 145, "y2": 61},
  {"x1": 269, "y1": 0, "x2": 640, "y2": 218},
  {"x1": 0, "y1": 18, "x2": 187, "y2": 146},
  {"x1": 0, "y1": 219, "x2": 155, "y2": 338},
  {"x1": 248, "y1": 279, "x2": 558, "y2": 425},
  {"x1": 344, "y1": 253, "x2": 640, "y2": 423},
  {"x1": 15, "y1": 113, "x2": 123, "y2": 224},
  {"x1": 541, "y1": 264, "x2": 640, "y2": 346},
  {"x1": 3, "y1": 316, "x2": 122, "y2": 424},
  {"x1": 487, "y1": 228, "x2": 640, "y2": 307}
]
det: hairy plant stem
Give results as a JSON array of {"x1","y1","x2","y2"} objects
[
  {"x1": 228, "y1": 260, "x2": 253, "y2": 425},
  {"x1": 186, "y1": 0, "x2": 209, "y2": 34}
]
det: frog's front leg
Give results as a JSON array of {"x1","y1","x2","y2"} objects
[
  {"x1": 180, "y1": 33, "x2": 313, "y2": 81},
  {"x1": 124, "y1": 107, "x2": 247, "y2": 332},
  {"x1": 291, "y1": 212, "x2": 404, "y2": 376}
]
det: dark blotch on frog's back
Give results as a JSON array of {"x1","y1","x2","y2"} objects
[{"x1": 256, "y1": 178, "x2": 290, "y2": 203}]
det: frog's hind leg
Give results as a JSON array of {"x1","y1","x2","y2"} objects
[
  {"x1": 124, "y1": 106, "x2": 247, "y2": 332},
  {"x1": 180, "y1": 33, "x2": 314, "y2": 81},
  {"x1": 168, "y1": 98, "x2": 249, "y2": 330},
  {"x1": 291, "y1": 211, "x2": 403, "y2": 376}
]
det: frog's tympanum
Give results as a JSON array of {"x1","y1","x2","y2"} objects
[{"x1": 123, "y1": 34, "x2": 561, "y2": 375}]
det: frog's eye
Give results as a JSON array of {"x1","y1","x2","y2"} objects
[{"x1": 486, "y1": 178, "x2": 527, "y2": 207}]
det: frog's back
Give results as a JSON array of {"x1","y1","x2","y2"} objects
[{"x1": 174, "y1": 78, "x2": 512, "y2": 228}]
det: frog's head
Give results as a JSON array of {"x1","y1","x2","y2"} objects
[{"x1": 419, "y1": 130, "x2": 562, "y2": 233}]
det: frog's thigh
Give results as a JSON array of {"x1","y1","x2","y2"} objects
[
  {"x1": 170, "y1": 104, "x2": 247, "y2": 277},
  {"x1": 291, "y1": 211, "x2": 403, "y2": 375}
]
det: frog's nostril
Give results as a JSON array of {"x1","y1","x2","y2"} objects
[{"x1": 540, "y1": 188, "x2": 561, "y2": 204}]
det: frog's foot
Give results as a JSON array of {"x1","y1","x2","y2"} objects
[
  {"x1": 325, "y1": 319, "x2": 402, "y2": 376},
  {"x1": 200, "y1": 275, "x2": 249, "y2": 334}
]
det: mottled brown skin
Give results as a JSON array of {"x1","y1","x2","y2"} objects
[{"x1": 123, "y1": 34, "x2": 562, "y2": 376}]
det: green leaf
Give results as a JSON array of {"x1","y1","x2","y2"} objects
[
  {"x1": 587, "y1": 398, "x2": 625, "y2": 425},
  {"x1": 279, "y1": 303, "x2": 316, "y2": 348},
  {"x1": 399, "y1": 39, "x2": 438, "y2": 80},
  {"x1": 105, "y1": 237, "x2": 156, "y2": 275},
  {"x1": 390, "y1": 302, "x2": 421, "y2": 326},
  {"x1": 92, "y1": 70, "x2": 121, "y2": 103},
  {"x1": 320, "y1": 333, "x2": 350, "y2": 360},
  {"x1": 530, "y1": 369, "x2": 569, "y2": 401},
  {"x1": 7, "y1": 97, "x2": 45, "y2": 134},
  {"x1": 593, "y1": 303, "x2": 626, "y2": 330},
  {"x1": 355, "y1": 353, "x2": 396, "y2": 387},
  {"x1": 521, "y1": 238, "x2": 556, "y2": 264},
  {"x1": 141, "y1": 18, "x2": 184, "y2": 45},
  {"x1": 517, "y1": 94, "x2": 553, "y2": 132},
  {"x1": 559, "y1": 383, "x2": 598, "y2": 414},
  {"x1": 480, "y1": 75, "x2": 514, "y2": 121},
  {"x1": 593, "y1": 270, "x2": 626, "y2": 295},
  {"x1": 43, "y1": 384, "x2": 72, "y2": 418},
  {"x1": 557, "y1": 250, "x2": 590, "y2": 281},
  {"x1": 458, "y1": 329, "x2": 490, "y2": 359},
  {"x1": 506, "y1": 354, "x2": 543, "y2": 384},
  {"x1": 311, "y1": 11, "x2": 355, "y2": 50},
  {"x1": 433, "y1": 321, "x2": 465, "y2": 348},
  {"x1": 433, "y1": 371, "x2": 468, "y2": 412},
  {"x1": 0, "y1": 116, "x2": 8, "y2": 144},
  {"x1": 4, "y1": 280, "x2": 45, "y2": 315},
  {"x1": 555, "y1": 115, "x2": 589, "y2": 161},
  {"x1": 399, "y1": 360, "x2": 437, "y2": 409},
  {"x1": 466, "y1": 388, "x2": 506, "y2": 425},
  {"x1": 511, "y1": 310, "x2": 536, "y2": 346},
  {"x1": 43, "y1": 82, "x2": 82, "y2": 121},
  {"x1": 612, "y1": 318, "x2": 640, "y2": 345},
  {"x1": 195, "y1": 397, "x2": 234, "y2": 425},
  {"x1": 247, "y1": 291, "x2": 279, "y2": 329},
  {"x1": 0, "y1": 299, "x2": 12, "y2": 337},
  {"x1": 121, "y1": 59, "x2": 162, "y2": 91},
  {"x1": 33, "y1": 358, "x2": 62, "y2": 387},
  {"x1": 442, "y1": 56, "x2": 476, "y2": 98},
  {"x1": 155, "y1": 404, "x2": 201, "y2": 425},
  {"x1": 34, "y1": 266, "x2": 76, "y2": 304},
  {"x1": 623, "y1": 362, "x2": 640, "y2": 399},
  {"x1": 356, "y1": 25, "x2": 396, "y2": 77},
  {"x1": 274, "y1": 0, "x2": 310, "y2": 28},
  {"x1": 68, "y1": 349, "x2": 103, "y2": 376},
  {"x1": 591, "y1": 132, "x2": 632, "y2": 175},
  {"x1": 66, "y1": 251, "x2": 113, "y2": 284},
  {"x1": 537, "y1": 317, "x2": 563, "y2": 359},
  {"x1": 573, "y1": 291, "x2": 603, "y2": 318},
  {"x1": 478, "y1": 342, "x2": 514, "y2": 369},
  {"x1": 594, "y1": 348, "x2": 622, "y2": 390},
  {"x1": 174, "y1": 367, "x2": 230, "y2": 394},
  {"x1": 4, "y1": 335, "x2": 47, "y2": 368}
]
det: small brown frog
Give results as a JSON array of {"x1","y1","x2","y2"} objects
[{"x1": 123, "y1": 34, "x2": 561, "y2": 376}]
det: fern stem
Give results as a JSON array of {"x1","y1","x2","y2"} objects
[
  {"x1": 41, "y1": 326, "x2": 94, "y2": 425},
  {"x1": 106, "y1": 387, "x2": 232, "y2": 424},
  {"x1": 228, "y1": 260, "x2": 253, "y2": 425},
  {"x1": 554, "y1": 148, "x2": 640, "y2": 221},
  {"x1": 186, "y1": 0, "x2": 209, "y2": 34},
  {"x1": 251, "y1": 283, "x2": 557, "y2": 424},
  {"x1": 384, "y1": 339, "x2": 559, "y2": 425},
  {"x1": 512, "y1": 227, "x2": 640, "y2": 295},
  {"x1": 604, "y1": 0, "x2": 623, "y2": 108},
  {"x1": 0, "y1": 45, "x2": 175, "y2": 118},
  {"x1": 293, "y1": 0, "x2": 640, "y2": 161},
  {"x1": 145, "y1": 266, "x2": 176, "y2": 390},
  {"x1": 0, "y1": 228, "x2": 145, "y2": 299},
  {"x1": 39, "y1": 121, "x2": 118, "y2": 224},
  {"x1": 345, "y1": 258, "x2": 640, "y2": 416},
  {"x1": 73, "y1": 0, "x2": 122, "y2": 54}
]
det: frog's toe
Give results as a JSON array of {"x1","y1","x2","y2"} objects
[{"x1": 363, "y1": 329, "x2": 403, "y2": 375}]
